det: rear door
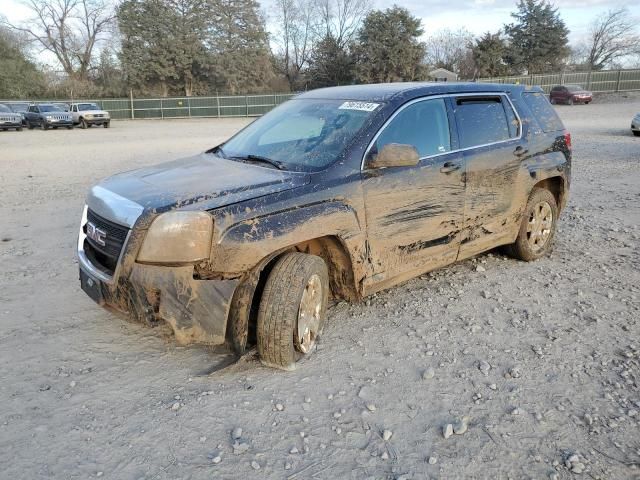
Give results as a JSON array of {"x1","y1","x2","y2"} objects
[
  {"x1": 452, "y1": 94, "x2": 525, "y2": 259},
  {"x1": 361, "y1": 97, "x2": 465, "y2": 292}
]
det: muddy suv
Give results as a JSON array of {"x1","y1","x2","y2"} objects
[{"x1": 78, "y1": 83, "x2": 571, "y2": 370}]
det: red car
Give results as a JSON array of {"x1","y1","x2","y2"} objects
[{"x1": 549, "y1": 85, "x2": 593, "y2": 105}]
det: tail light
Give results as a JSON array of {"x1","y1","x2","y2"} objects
[{"x1": 564, "y1": 131, "x2": 572, "y2": 150}]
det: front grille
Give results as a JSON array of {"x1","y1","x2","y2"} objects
[
  {"x1": 0, "y1": 115, "x2": 18, "y2": 122},
  {"x1": 50, "y1": 114, "x2": 70, "y2": 121},
  {"x1": 84, "y1": 209, "x2": 129, "y2": 275}
]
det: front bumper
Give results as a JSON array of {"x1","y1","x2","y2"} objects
[
  {"x1": 78, "y1": 204, "x2": 239, "y2": 346},
  {"x1": 45, "y1": 119, "x2": 73, "y2": 127},
  {"x1": 0, "y1": 120, "x2": 22, "y2": 129},
  {"x1": 83, "y1": 117, "x2": 110, "y2": 125}
]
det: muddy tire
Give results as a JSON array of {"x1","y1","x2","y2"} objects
[
  {"x1": 507, "y1": 188, "x2": 558, "y2": 262},
  {"x1": 257, "y1": 252, "x2": 329, "y2": 370}
]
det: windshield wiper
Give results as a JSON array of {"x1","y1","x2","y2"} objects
[{"x1": 229, "y1": 154, "x2": 286, "y2": 170}]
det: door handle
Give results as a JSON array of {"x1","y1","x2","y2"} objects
[
  {"x1": 514, "y1": 146, "x2": 529, "y2": 157},
  {"x1": 440, "y1": 162, "x2": 461, "y2": 174}
]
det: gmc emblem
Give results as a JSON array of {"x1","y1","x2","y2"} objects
[{"x1": 86, "y1": 222, "x2": 107, "y2": 247}]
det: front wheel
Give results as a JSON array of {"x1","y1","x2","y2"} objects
[
  {"x1": 41, "y1": 122, "x2": 48, "y2": 131},
  {"x1": 27, "y1": 120, "x2": 34, "y2": 130},
  {"x1": 104, "y1": 121, "x2": 110, "y2": 128},
  {"x1": 507, "y1": 188, "x2": 558, "y2": 262},
  {"x1": 633, "y1": 131, "x2": 640, "y2": 137},
  {"x1": 257, "y1": 252, "x2": 329, "y2": 370},
  {"x1": 567, "y1": 97, "x2": 574, "y2": 106},
  {"x1": 81, "y1": 119, "x2": 88, "y2": 129}
]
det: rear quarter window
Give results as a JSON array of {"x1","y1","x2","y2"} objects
[{"x1": 523, "y1": 92, "x2": 564, "y2": 133}]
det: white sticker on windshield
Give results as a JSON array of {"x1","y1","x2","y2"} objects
[{"x1": 338, "y1": 101, "x2": 380, "y2": 112}]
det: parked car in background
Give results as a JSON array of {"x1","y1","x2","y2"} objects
[
  {"x1": 549, "y1": 85, "x2": 593, "y2": 105},
  {"x1": 70, "y1": 103, "x2": 111, "y2": 129},
  {"x1": 77, "y1": 82, "x2": 571, "y2": 370},
  {"x1": 6, "y1": 102, "x2": 30, "y2": 126},
  {"x1": 0, "y1": 104, "x2": 23, "y2": 131},
  {"x1": 632, "y1": 113, "x2": 640, "y2": 137},
  {"x1": 25, "y1": 104, "x2": 73, "y2": 130}
]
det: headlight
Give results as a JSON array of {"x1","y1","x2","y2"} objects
[
  {"x1": 137, "y1": 211, "x2": 213, "y2": 264},
  {"x1": 45, "y1": 115, "x2": 52, "y2": 119}
]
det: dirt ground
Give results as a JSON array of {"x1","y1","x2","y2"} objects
[{"x1": 1, "y1": 94, "x2": 639, "y2": 480}]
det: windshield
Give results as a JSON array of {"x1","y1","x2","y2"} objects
[
  {"x1": 566, "y1": 85, "x2": 584, "y2": 92},
  {"x1": 79, "y1": 103, "x2": 99, "y2": 111},
  {"x1": 0, "y1": 105, "x2": 10, "y2": 113},
  {"x1": 8, "y1": 103, "x2": 28, "y2": 112},
  {"x1": 39, "y1": 105, "x2": 63, "y2": 112},
  {"x1": 219, "y1": 99, "x2": 380, "y2": 171}
]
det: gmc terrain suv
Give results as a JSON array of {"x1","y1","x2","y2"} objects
[{"x1": 78, "y1": 83, "x2": 571, "y2": 370}]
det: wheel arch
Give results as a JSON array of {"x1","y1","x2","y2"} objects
[
  {"x1": 532, "y1": 176, "x2": 566, "y2": 211},
  {"x1": 225, "y1": 235, "x2": 360, "y2": 353}
]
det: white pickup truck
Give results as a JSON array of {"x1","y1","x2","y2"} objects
[{"x1": 70, "y1": 103, "x2": 111, "y2": 129}]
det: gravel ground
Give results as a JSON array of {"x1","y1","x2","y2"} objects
[{"x1": 1, "y1": 94, "x2": 639, "y2": 480}]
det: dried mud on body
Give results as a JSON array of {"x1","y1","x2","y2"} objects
[{"x1": 1, "y1": 98, "x2": 640, "y2": 479}]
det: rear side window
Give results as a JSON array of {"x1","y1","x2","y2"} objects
[
  {"x1": 375, "y1": 98, "x2": 451, "y2": 157},
  {"x1": 522, "y1": 92, "x2": 564, "y2": 133},
  {"x1": 454, "y1": 96, "x2": 516, "y2": 149}
]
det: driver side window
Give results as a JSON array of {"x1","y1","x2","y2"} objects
[{"x1": 375, "y1": 98, "x2": 451, "y2": 158}]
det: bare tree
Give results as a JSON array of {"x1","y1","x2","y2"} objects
[
  {"x1": 273, "y1": 0, "x2": 317, "y2": 90},
  {"x1": 584, "y1": 7, "x2": 639, "y2": 70},
  {"x1": 424, "y1": 28, "x2": 474, "y2": 75},
  {"x1": 3, "y1": 0, "x2": 115, "y2": 81},
  {"x1": 315, "y1": 0, "x2": 370, "y2": 48}
]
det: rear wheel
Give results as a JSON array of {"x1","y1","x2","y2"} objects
[
  {"x1": 257, "y1": 252, "x2": 329, "y2": 370},
  {"x1": 507, "y1": 188, "x2": 558, "y2": 262},
  {"x1": 17, "y1": 126, "x2": 22, "y2": 131}
]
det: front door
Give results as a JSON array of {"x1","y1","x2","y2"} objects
[{"x1": 361, "y1": 97, "x2": 465, "y2": 293}]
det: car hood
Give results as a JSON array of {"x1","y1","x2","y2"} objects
[{"x1": 87, "y1": 153, "x2": 310, "y2": 227}]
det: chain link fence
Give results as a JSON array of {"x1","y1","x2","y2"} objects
[
  {"x1": 4, "y1": 68, "x2": 639, "y2": 121},
  {"x1": 475, "y1": 68, "x2": 640, "y2": 93}
]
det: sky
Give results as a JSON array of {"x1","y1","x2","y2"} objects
[{"x1": 1, "y1": 0, "x2": 639, "y2": 67}]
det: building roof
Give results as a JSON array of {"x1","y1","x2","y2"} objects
[{"x1": 429, "y1": 68, "x2": 458, "y2": 77}]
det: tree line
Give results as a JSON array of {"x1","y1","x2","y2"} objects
[{"x1": 1, "y1": 0, "x2": 639, "y2": 99}]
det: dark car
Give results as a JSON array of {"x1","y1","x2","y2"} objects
[
  {"x1": 0, "y1": 104, "x2": 23, "y2": 131},
  {"x1": 5, "y1": 102, "x2": 30, "y2": 125},
  {"x1": 549, "y1": 84, "x2": 593, "y2": 105},
  {"x1": 78, "y1": 83, "x2": 571, "y2": 370},
  {"x1": 24, "y1": 104, "x2": 74, "y2": 130}
]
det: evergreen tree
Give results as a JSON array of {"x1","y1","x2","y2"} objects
[
  {"x1": 0, "y1": 26, "x2": 46, "y2": 98},
  {"x1": 471, "y1": 32, "x2": 510, "y2": 78},
  {"x1": 504, "y1": 0, "x2": 569, "y2": 74},
  {"x1": 354, "y1": 6, "x2": 426, "y2": 83},
  {"x1": 307, "y1": 35, "x2": 355, "y2": 88},
  {"x1": 208, "y1": 0, "x2": 275, "y2": 94}
]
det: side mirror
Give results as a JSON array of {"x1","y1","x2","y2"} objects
[{"x1": 367, "y1": 143, "x2": 420, "y2": 169}]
